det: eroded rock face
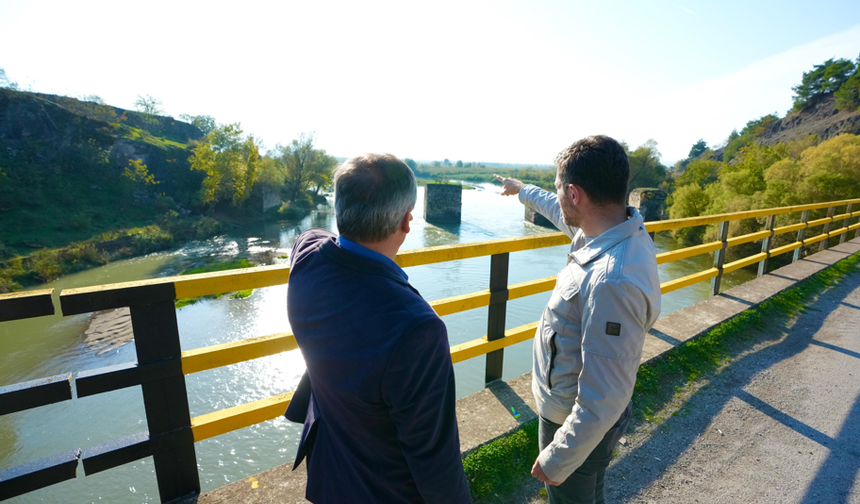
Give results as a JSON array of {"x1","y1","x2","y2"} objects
[{"x1": 758, "y1": 93, "x2": 860, "y2": 145}]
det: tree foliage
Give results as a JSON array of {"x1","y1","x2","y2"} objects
[
  {"x1": 688, "y1": 139, "x2": 708, "y2": 160},
  {"x1": 834, "y1": 57, "x2": 860, "y2": 113},
  {"x1": 0, "y1": 67, "x2": 18, "y2": 90},
  {"x1": 792, "y1": 56, "x2": 858, "y2": 112},
  {"x1": 134, "y1": 94, "x2": 163, "y2": 116},
  {"x1": 179, "y1": 114, "x2": 216, "y2": 135},
  {"x1": 270, "y1": 133, "x2": 337, "y2": 202},
  {"x1": 626, "y1": 139, "x2": 669, "y2": 191},
  {"x1": 723, "y1": 114, "x2": 778, "y2": 162},
  {"x1": 189, "y1": 123, "x2": 261, "y2": 206}
]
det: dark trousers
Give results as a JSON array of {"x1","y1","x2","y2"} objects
[{"x1": 538, "y1": 402, "x2": 632, "y2": 504}]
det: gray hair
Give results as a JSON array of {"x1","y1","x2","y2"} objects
[{"x1": 334, "y1": 153, "x2": 417, "y2": 242}]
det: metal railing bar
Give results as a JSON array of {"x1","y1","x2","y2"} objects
[
  {"x1": 655, "y1": 241, "x2": 722, "y2": 265},
  {"x1": 660, "y1": 268, "x2": 720, "y2": 295},
  {"x1": 191, "y1": 391, "x2": 294, "y2": 442},
  {"x1": 0, "y1": 289, "x2": 54, "y2": 323},
  {"x1": 0, "y1": 449, "x2": 81, "y2": 501},
  {"x1": 0, "y1": 373, "x2": 72, "y2": 416},
  {"x1": 723, "y1": 252, "x2": 769, "y2": 274},
  {"x1": 726, "y1": 230, "x2": 772, "y2": 248},
  {"x1": 181, "y1": 332, "x2": 298, "y2": 375}
]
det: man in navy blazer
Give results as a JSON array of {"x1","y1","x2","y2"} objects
[{"x1": 287, "y1": 153, "x2": 471, "y2": 503}]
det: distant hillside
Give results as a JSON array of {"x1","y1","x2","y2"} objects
[
  {"x1": 758, "y1": 92, "x2": 860, "y2": 144},
  {"x1": 711, "y1": 92, "x2": 860, "y2": 161},
  {"x1": 0, "y1": 88, "x2": 205, "y2": 251}
]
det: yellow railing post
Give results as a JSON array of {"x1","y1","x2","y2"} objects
[
  {"x1": 841, "y1": 203, "x2": 854, "y2": 245},
  {"x1": 711, "y1": 221, "x2": 730, "y2": 296},
  {"x1": 757, "y1": 214, "x2": 776, "y2": 277},
  {"x1": 484, "y1": 253, "x2": 510, "y2": 383},
  {"x1": 793, "y1": 210, "x2": 810, "y2": 263},
  {"x1": 818, "y1": 206, "x2": 836, "y2": 252}
]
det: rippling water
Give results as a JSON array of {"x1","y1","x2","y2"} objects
[{"x1": 0, "y1": 183, "x2": 756, "y2": 502}]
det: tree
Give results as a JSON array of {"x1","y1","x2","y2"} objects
[
  {"x1": 134, "y1": 94, "x2": 163, "y2": 116},
  {"x1": 272, "y1": 133, "x2": 337, "y2": 202},
  {"x1": 687, "y1": 139, "x2": 708, "y2": 160},
  {"x1": 676, "y1": 159, "x2": 721, "y2": 188},
  {"x1": 403, "y1": 158, "x2": 418, "y2": 171},
  {"x1": 180, "y1": 114, "x2": 217, "y2": 135},
  {"x1": 189, "y1": 123, "x2": 261, "y2": 206},
  {"x1": 792, "y1": 58, "x2": 856, "y2": 111},
  {"x1": 0, "y1": 67, "x2": 18, "y2": 90},
  {"x1": 456, "y1": 160, "x2": 463, "y2": 168},
  {"x1": 82, "y1": 95, "x2": 105, "y2": 104},
  {"x1": 626, "y1": 139, "x2": 668, "y2": 191}
]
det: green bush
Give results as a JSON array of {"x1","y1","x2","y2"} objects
[{"x1": 129, "y1": 225, "x2": 173, "y2": 254}]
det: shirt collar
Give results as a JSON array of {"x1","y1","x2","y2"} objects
[
  {"x1": 337, "y1": 236, "x2": 409, "y2": 282},
  {"x1": 570, "y1": 207, "x2": 644, "y2": 266}
]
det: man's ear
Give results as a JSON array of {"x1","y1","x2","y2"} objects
[
  {"x1": 399, "y1": 208, "x2": 413, "y2": 234},
  {"x1": 569, "y1": 184, "x2": 585, "y2": 206}
]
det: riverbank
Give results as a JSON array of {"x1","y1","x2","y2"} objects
[
  {"x1": 0, "y1": 203, "x2": 320, "y2": 294},
  {"x1": 188, "y1": 237, "x2": 860, "y2": 503}
]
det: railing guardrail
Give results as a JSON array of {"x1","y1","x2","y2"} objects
[{"x1": 1, "y1": 197, "x2": 859, "y2": 502}]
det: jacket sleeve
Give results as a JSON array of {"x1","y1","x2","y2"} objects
[
  {"x1": 381, "y1": 317, "x2": 471, "y2": 504},
  {"x1": 518, "y1": 184, "x2": 579, "y2": 240},
  {"x1": 537, "y1": 280, "x2": 648, "y2": 482}
]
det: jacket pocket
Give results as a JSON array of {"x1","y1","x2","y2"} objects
[{"x1": 546, "y1": 332, "x2": 557, "y2": 389}]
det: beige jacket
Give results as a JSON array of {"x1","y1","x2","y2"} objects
[{"x1": 519, "y1": 184, "x2": 661, "y2": 482}]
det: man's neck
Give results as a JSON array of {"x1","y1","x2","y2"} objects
[
  {"x1": 352, "y1": 235, "x2": 403, "y2": 262},
  {"x1": 579, "y1": 204, "x2": 629, "y2": 239}
]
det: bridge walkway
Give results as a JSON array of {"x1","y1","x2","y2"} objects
[{"x1": 190, "y1": 239, "x2": 860, "y2": 504}]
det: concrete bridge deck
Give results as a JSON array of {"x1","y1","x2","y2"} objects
[{"x1": 190, "y1": 238, "x2": 860, "y2": 504}]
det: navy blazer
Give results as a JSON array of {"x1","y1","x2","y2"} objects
[{"x1": 287, "y1": 229, "x2": 470, "y2": 503}]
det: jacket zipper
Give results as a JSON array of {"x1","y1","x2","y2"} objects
[{"x1": 546, "y1": 333, "x2": 557, "y2": 389}]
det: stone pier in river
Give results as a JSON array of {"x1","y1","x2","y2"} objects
[{"x1": 424, "y1": 183, "x2": 462, "y2": 224}]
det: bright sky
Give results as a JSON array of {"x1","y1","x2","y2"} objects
[{"x1": 1, "y1": 0, "x2": 859, "y2": 165}]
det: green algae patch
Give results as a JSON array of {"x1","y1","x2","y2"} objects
[{"x1": 175, "y1": 259, "x2": 255, "y2": 308}]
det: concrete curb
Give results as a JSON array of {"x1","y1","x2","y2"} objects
[{"x1": 193, "y1": 238, "x2": 860, "y2": 504}]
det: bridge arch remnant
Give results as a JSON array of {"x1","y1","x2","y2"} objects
[
  {"x1": 424, "y1": 183, "x2": 462, "y2": 224},
  {"x1": 628, "y1": 188, "x2": 667, "y2": 222}
]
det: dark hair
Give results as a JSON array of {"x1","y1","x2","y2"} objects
[
  {"x1": 554, "y1": 135, "x2": 629, "y2": 205},
  {"x1": 333, "y1": 153, "x2": 417, "y2": 242}
]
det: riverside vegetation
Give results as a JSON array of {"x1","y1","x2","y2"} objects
[{"x1": 2, "y1": 54, "x2": 859, "y2": 293}]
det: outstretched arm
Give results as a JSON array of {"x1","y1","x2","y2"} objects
[{"x1": 493, "y1": 174, "x2": 579, "y2": 240}]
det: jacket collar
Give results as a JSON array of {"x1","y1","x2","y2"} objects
[
  {"x1": 320, "y1": 237, "x2": 416, "y2": 290},
  {"x1": 569, "y1": 207, "x2": 644, "y2": 266}
]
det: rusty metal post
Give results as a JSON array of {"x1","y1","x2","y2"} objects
[
  {"x1": 711, "y1": 221, "x2": 729, "y2": 297},
  {"x1": 757, "y1": 214, "x2": 776, "y2": 277},
  {"x1": 793, "y1": 210, "x2": 810, "y2": 263},
  {"x1": 818, "y1": 206, "x2": 835, "y2": 252},
  {"x1": 840, "y1": 204, "x2": 854, "y2": 244}
]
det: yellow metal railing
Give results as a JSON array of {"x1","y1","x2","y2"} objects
[
  {"x1": 53, "y1": 197, "x2": 860, "y2": 443},
  {"x1": 1, "y1": 196, "x2": 859, "y2": 500}
]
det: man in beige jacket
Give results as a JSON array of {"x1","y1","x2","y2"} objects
[{"x1": 495, "y1": 135, "x2": 661, "y2": 504}]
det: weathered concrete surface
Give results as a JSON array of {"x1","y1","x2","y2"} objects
[
  {"x1": 525, "y1": 207, "x2": 557, "y2": 229},
  {"x1": 193, "y1": 238, "x2": 860, "y2": 504},
  {"x1": 424, "y1": 183, "x2": 462, "y2": 224}
]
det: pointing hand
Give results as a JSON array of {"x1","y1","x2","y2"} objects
[{"x1": 493, "y1": 174, "x2": 525, "y2": 196}]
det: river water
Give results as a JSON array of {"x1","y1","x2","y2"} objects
[{"x1": 0, "y1": 183, "x2": 756, "y2": 503}]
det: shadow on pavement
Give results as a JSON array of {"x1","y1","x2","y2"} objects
[{"x1": 601, "y1": 275, "x2": 858, "y2": 502}]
